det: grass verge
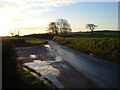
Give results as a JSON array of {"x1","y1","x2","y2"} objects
[
  {"x1": 53, "y1": 36, "x2": 120, "y2": 64},
  {"x1": 2, "y1": 37, "x2": 47, "y2": 47},
  {"x1": 17, "y1": 65, "x2": 57, "y2": 89}
]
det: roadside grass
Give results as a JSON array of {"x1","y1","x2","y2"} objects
[
  {"x1": 53, "y1": 36, "x2": 120, "y2": 64},
  {"x1": 25, "y1": 37, "x2": 47, "y2": 45},
  {"x1": 2, "y1": 37, "x2": 47, "y2": 47},
  {"x1": 23, "y1": 33, "x2": 54, "y2": 40},
  {"x1": 17, "y1": 65, "x2": 56, "y2": 89}
]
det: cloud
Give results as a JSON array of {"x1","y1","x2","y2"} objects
[
  {"x1": 27, "y1": 0, "x2": 78, "y2": 7},
  {"x1": 2, "y1": 0, "x2": 117, "y2": 17},
  {"x1": 0, "y1": 5, "x2": 14, "y2": 8},
  {"x1": 0, "y1": 0, "x2": 118, "y2": 10},
  {"x1": 0, "y1": 0, "x2": 77, "y2": 12},
  {"x1": 11, "y1": 19, "x2": 23, "y2": 21},
  {"x1": 0, "y1": 5, "x2": 4, "y2": 8},
  {"x1": 19, "y1": 27, "x2": 47, "y2": 30},
  {"x1": 0, "y1": 0, "x2": 118, "y2": 16},
  {"x1": 1, "y1": 0, "x2": 77, "y2": 7}
]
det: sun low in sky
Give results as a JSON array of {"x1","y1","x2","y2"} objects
[{"x1": 0, "y1": 0, "x2": 119, "y2": 36}]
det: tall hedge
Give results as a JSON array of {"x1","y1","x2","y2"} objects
[
  {"x1": 2, "y1": 39, "x2": 20, "y2": 88},
  {"x1": 53, "y1": 36, "x2": 120, "y2": 63}
]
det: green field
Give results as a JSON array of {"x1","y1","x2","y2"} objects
[
  {"x1": 2, "y1": 37, "x2": 47, "y2": 47},
  {"x1": 53, "y1": 36, "x2": 120, "y2": 64},
  {"x1": 23, "y1": 33, "x2": 54, "y2": 40},
  {"x1": 60, "y1": 31, "x2": 120, "y2": 38}
]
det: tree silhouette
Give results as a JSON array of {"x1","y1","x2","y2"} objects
[
  {"x1": 9, "y1": 29, "x2": 20, "y2": 36},
  {"x1": 86, "y1": 24, "x2": 98, "y2": 34},
  {"x1": 56, "y1": 19, "x2": 72, "y2": 34},
  {"x1": 48, "y1": 22, "x2": 58, "y2": 35},
  {"x1": 47, "y1": 19, "x2": 72, "y2": 35}
]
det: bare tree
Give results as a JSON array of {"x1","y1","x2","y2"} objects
[
  {"x1": 56, "y1": 19, "x2": 72, "y2": 34},
  {"x1": 9, "y1": 30, "x2": 15, "y2": 36},
  {"x1": 17, "y1": 30, "x2": 20, "y2": 36},
  {"x1": 15, "y1": 29, "x2": 20, "y2": 36},
  {"x1": 86, "y1": 24, "x2": 98, "y2": 34},
  {"x1": 48, "y1": 22, "x2": 58, "y2": 35},
  {"x1": 9, "y1": 29, "x2": 20, "y2": 36}
]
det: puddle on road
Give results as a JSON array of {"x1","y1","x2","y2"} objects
[
  {"x1": 55, "y1": 56, "x2": 62, "y2": 62},
  {"x1": 18, "y1": 57, "x2": 26, "y2": 60},
  {"x1": 45, "y1": 45, "x2": 50, "y2": 48},
  {"x1": 24, "y1": 60, "x2": 64, "y2": 88},
  {"x1": 45, "y1": 45, "x2": 51, "y2": 51},
  {"x1": 45, "y1": 44, "x2": 62, "y2": 62},
  {"x1": 24, "y1": 44, "x2": 64, "y2": 88},
  {"x1": 30, "y1": 55, "x2": 37, "y2": 59}
]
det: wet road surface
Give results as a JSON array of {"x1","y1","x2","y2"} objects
[
  {"x1": 16, "y1": 40, "x2": 119, "y2": 88},
  {"x1": 47, "y1": 40, "x2": 119, "y2": 88}
]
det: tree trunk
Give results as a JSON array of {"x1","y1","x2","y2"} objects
[
  {"x1": 60, "y1": 29, "x2": 62, "y2": 34},
  {"x1": 91, "y1": 30, "x2": 93, "y2": 35},
  {"x1": 90, "y1": 27, "x2": 93, "y2": 35},
  {"x1": 55, "y1": 28, "x2": 58, "y2": 36}
]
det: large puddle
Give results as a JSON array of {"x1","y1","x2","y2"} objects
[
  {"x1": 24, "y1": 60, "x2": 63, "y2": 88},
  {"x1": 24, "y1": 45, "x2": 64, "y2": 88},
  {"x1": 24, "y1": 44, "x2": 64, "y2": 88}
]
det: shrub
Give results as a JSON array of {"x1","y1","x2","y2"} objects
[{"x1": 2, "y1": 39, "x2": 19, "y2": 88}]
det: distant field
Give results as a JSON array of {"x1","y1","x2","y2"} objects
[
  {"x1": 2, "y1": 37, "x2": 47, "y2": 47},
  {"x1": 22, "y1": 31, "x2": 120, "y2": 38},
  {"x1": 60, "y1": 31, "x2": 120, "y2": 38},
  {"x1": 2, "y1": 31, "x2": 119, "y2": 40},
  {"x1": 22, "y1": 33, "x2": 54, "y2": 40},
  {"x1": 53, "y1": 36, "x2": 120, "y2": 64}
]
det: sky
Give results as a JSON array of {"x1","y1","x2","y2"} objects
[{"x1": 0, "y1": 0, "x2": 119, "y2": 36}]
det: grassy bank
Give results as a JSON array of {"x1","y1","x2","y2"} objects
[
  {"x1": 23, "y1": 33, "x2": 54, "y2": 40},
  {"x1": 53, "y1": 36, "x2": 120, "y2": 63},
  {"x1": 17, "y1": 65, "x2": 56, "y2": 89},
  {"x1": 2, "y1": 37, "x2": 47, "y2": 47}
]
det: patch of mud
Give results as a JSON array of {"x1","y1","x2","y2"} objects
[{"x1": 16, "y1": 45, "x2": 55, "y2": 63}]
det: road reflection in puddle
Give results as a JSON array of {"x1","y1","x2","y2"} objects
[
  {"x1": 30, "y1": 55, "x2": 36, "y2": 58},
  {"x1": 55, "y1": 56, "x2": 62, "y2": 62},
  {"x1": 45, "y1": 44, "x2": 62, "y2": 62},
  {"x1": 45, "y1": 45, "x2": 51, "y2": 51},
  {"x1": 45, "y1": 45, "x2": 50, "y2": 48},
  {"x1": 24, "y1": 60, "x2": 64, "y2": 88}
]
